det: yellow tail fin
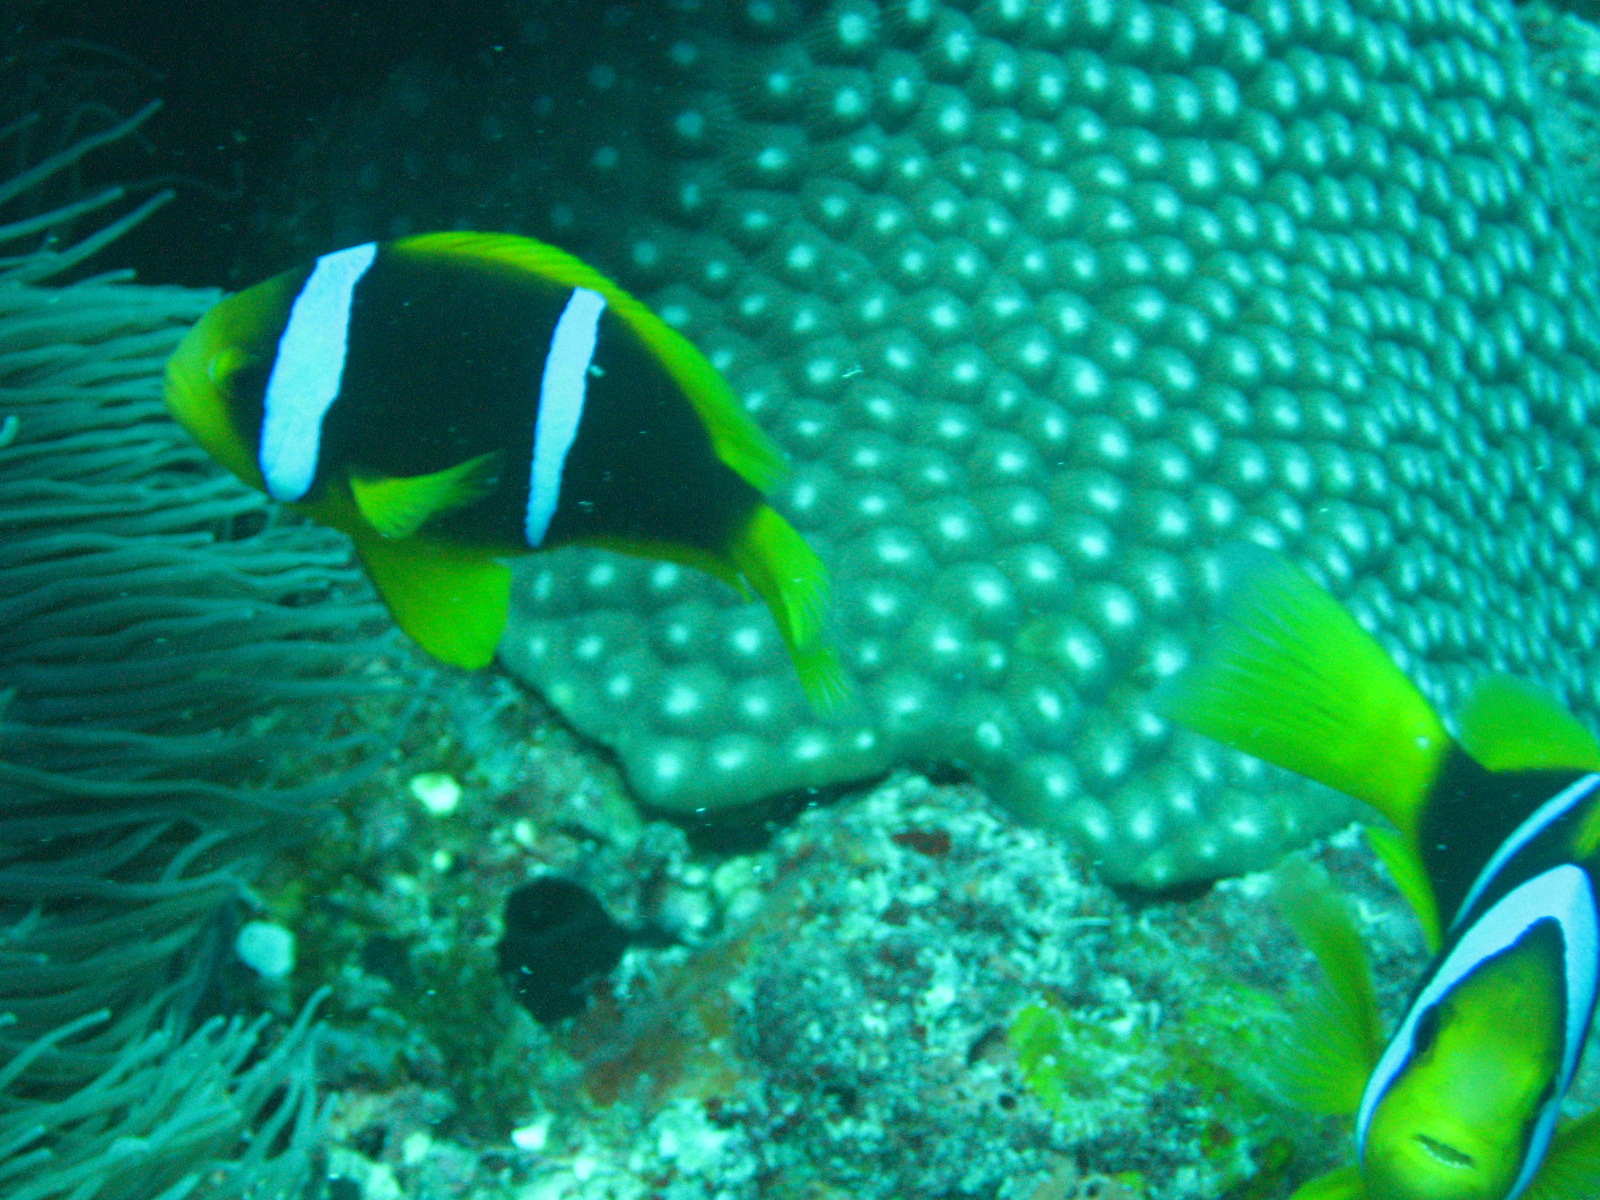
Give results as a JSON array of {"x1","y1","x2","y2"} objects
[
  {"x1": 727, "y1": 505, "x2": 849, "y2": 714},
  {"x1": 1158, "y1": 546, "x2": 1448, "y2": 838}
]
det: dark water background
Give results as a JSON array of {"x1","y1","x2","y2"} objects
[{"x1": 7, "y1": 0, "x2": 521, "y2": 285}]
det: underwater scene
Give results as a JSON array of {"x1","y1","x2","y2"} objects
[{"x1": 11, "y1": 0, "x2": 1600, "y2": 1196}]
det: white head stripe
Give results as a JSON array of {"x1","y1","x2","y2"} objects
[
  {"x1": 525, "y1": 286, "x2": 606, "y2": 547},
  {"x1": 1357, "y1": 864, "x2": 1598, "y2": 1198},
  {"x1": 1452, "y1": 773, "x2": 1600, "y2": 932},
  {"x1": 259, "y1": 242, "x2": 378, "y2": 502}
]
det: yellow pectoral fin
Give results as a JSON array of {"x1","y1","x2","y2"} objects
[
  {"x1": 1158, "y1": 545, "x2": 1449, "y2": 837},
  {"x1": 350, "y1": 451, "x2": 501, "y2": 540},
  {"x1": 1522, "y1": 1109, "x2": 1600, "y2": 1200},
  {"x1": 1456, "y1": 673, "x2": 1600, "y2": 773},
  {"x1": 1269, "y1": 858, "x2": 1385, "y2": 1115},
  {"x1": 353, "y1": 533, "x2": 511, "y2": 669},
  {"x1": 1288, "y1": 1165, "x2": 1365, "y2": 1200}
]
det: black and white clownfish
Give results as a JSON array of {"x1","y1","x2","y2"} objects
[
  {"x1": 1160, "y1": 547, "x2": 1600, "y2": 1200},
  {"x1": 164, "y1": 232, "x2": 846, "y2": 711}
]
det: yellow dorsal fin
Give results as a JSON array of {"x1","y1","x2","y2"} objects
[
  {"x1": 351, "y1": 533, "x2": 511, "y2": 669},
  {"x1": 726, "y1": 505, "x2": 850, "y2": 714},
  {"x1": 349, "y1": 451, "x2": 500, "y2": 540},
  {"x1": 1158, "y1": 546, "x2": 1449, "y2": 838},
  {"x1": 1523, "y1": 1108, "x2": 1600, "y2": 1200},
  {"x1": 1268, "y1": 857, "x2": 1385, "y2": 1115},
  {"x1": 392, "y1": 232, "x2": 788, "y2": 494},
  {"x1": 1456, "y1": 673, "x2": 1600, "y2": 773},
  {"x1": 1364, "y1": 824, "x2": 1442, "y2": 952}
]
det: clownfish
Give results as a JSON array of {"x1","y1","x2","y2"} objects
[
  {"x1": 163, "y1": 232, "x2": 846, "y2": 711},
  {"x1": 1160, "y1": 546, "x2": 1600, "y2": 1200}
]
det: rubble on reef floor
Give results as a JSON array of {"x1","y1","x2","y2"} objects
[{"x1": 241, "y1": 662, "x2": 1600, "y2": 1200}]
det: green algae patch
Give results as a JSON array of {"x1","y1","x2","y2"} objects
[
  {"x1": 1008, "y1": 979, "x2": 1326, "y2": 1199},
  {"x1": 1009, "y1": 1001, "x2": 1128, "y2": 1115}
]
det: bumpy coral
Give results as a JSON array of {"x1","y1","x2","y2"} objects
[{"x1": 495, "y1": 0, "x2": 1600, "y2": 886}]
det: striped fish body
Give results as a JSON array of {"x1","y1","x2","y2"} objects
[
  {"x1": 165, "y1": 233, "x2": 845, "y2": 708},
  {"x1": 173, "y1": 236, "x2": 764, "y2": 555}
]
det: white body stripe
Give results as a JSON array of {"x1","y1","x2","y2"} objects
[
  {"x1": 259, "y1": 242, "x2": 378, "y2": 502},
  {"x1": 1452, "y1": 773, "x2": 1600, "y2": 932},
  {"x1": 1357, "y1": 864, "x2": 1599, "y2": 1199},
  {"x1": 525, "y1": 286, "x2": 606, "y2": 547}
]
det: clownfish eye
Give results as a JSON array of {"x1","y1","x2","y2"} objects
[{"x1": 209, "y1": 348, "x2": 267, "y2": 400}]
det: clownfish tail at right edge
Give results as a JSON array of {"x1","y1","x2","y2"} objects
[{"x1": 728, "y1": 504, "x2": 851, "y2": 716}]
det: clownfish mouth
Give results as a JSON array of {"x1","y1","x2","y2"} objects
[{"x1": 1415, "y1": 1133, "x2": 1475, "y2": 1171}]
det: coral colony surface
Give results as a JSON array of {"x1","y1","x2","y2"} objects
[
  {"x1": 281, "y1": 0, "x2": 1600, "y2": 888},
  {"x1": 508, "y1": 0, "x2": 1600, "y2": 890},
  {"x1": 269, "y1": 683, "x2": 1600, "y2": 1200}
]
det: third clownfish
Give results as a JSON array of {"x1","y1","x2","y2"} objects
[{"x1": 1162, "y1": 546, "x2": 1600, "y2": 1200}]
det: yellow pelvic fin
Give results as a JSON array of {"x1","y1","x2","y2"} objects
[
  {"x1": 1523, "y1": 1108, "x2": 1600, "y2": 1200},
  {"x1": 1287, "y1": 1165, "x2": 1365, "y2": 1200},
  {"x1": 349, "y1": 451, "x2": 501, "y2": 541},
  {"x1": 392, "y1": 232, "x2": 788, "y2": 494},
  {"x1": 1456, "y1": 673, "x2": 1600, "y2": 773},
  {"x1": 1364, "y1": 824, "x2": 1442, "y2": 952},
  {"x1": 727, "y1": 505, "x2": 850, "y2": 714},
  {"x1": 1158, "y1": 546, "x2": 1449, "y2": 838},
  {"x1": 1268, "y1": 858, "x2": 1385, "y2": 1116},
  {"x1": 351, "y1": 532, "x2": 512, "y2": 669}
]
